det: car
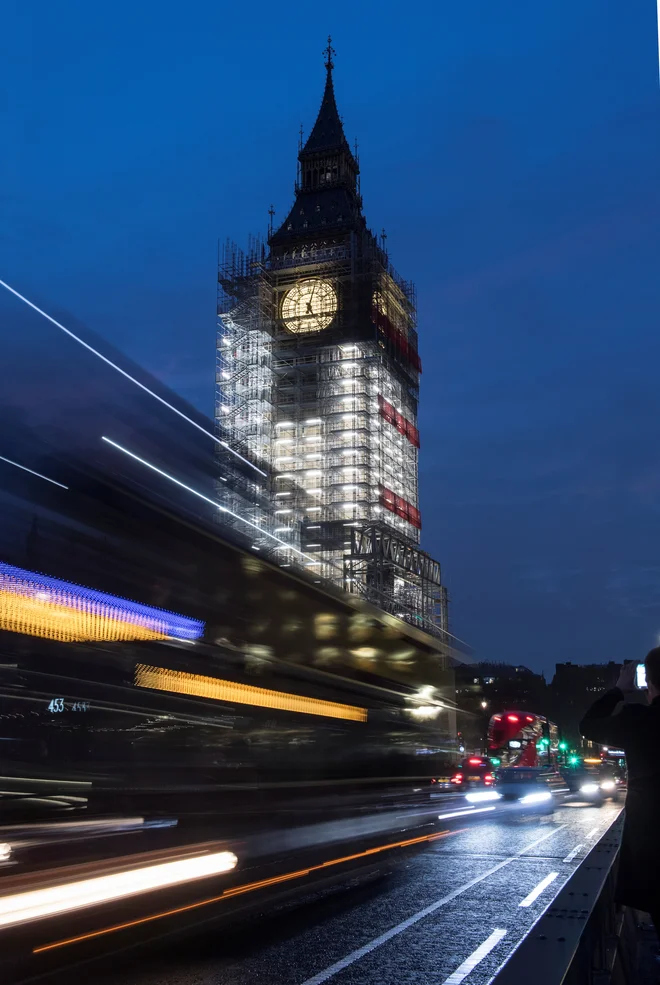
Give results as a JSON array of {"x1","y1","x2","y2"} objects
[
  {"x1": 448, "y1": 757, "x2": 495, "y2": 793},
  {"x1": 560, "y1": 765, "x2": 621, "y2": 805},
  {"x1": 479, "y1": 766, "x2": 567, "y2": 817}
]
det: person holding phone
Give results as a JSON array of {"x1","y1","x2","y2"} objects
[{"x1": 580, "y1": 648, "x2": 660, "y2": 933}]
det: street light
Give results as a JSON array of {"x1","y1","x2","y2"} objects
[{"x1": 480, "y1": 700, "x2": 488, "y2": 709}]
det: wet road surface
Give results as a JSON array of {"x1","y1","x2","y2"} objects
[{"x1": 81, "y1": 800, "x2": 621, "y2": 985}]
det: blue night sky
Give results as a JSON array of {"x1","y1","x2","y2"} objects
[{"x1": 3, "y1": 1, "x2": 660, "y2": 674}]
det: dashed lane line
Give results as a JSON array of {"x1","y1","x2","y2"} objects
[
  {"x1": 297, "y1": 824, "x2": 566, "y2": 985},
  {"x1": 519, "y1": 872, "x2": 558, "y2": 907},
  {"x1": 442, "y1": 929, "x2": 508, "y2": 985}
]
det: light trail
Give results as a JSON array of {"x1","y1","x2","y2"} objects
[
  {"x1": 0, "y1": 850, "x2": 238, "y2": 930},
  {"x1": 0, "y1": 279, "x2": 266, "y2": 477},
  {"x1": 101, "y1": 437, "x2": 318, "y2": 565},
  {"x1": 0, "y1": 455, "x2": 68, "y2": 490},
  {"x1": 34, "y1": 829, "x2": 459, "y2": 953}
]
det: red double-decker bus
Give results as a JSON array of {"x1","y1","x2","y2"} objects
[{"x1": 487, "y1": 711, "x2": 559, "y2": 767}]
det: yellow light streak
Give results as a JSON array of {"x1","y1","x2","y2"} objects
[
  {"x1": 134, "y1": 663, "x2": 367, "y2": 722},
  {"x1": 0, "y1": 589, "x2": 168, "y2": 643}
]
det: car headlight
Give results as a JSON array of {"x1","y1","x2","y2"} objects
[
  {"x1": 465, "y1": 790, "x2": 502, "y2": 803},
  {"x1": 600, "y1": 780, "x2": 616, "y2": 792},
  {"x1": 520, "y1": 791, "x2": 553, "y2": 804},
  {"x1": 580, "y1": 783, "x2": 600, "y2": 794}
]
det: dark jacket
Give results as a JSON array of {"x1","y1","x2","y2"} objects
[{"x1": 580, "y1": 687, "x2": 660, "y2": 912}]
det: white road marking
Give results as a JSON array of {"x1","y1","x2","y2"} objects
[
  {"x1": 442, "y1": 929, "x2": 508, "y2": 984},
  {"x1": 563, "y1": 844, "x2": 582, "y2": 863},
  {"x1": 297, "y1": 825, "x2": 566, "y2": 985},
  {"x1": 585, "y1": 826, "x2": 599, "y2": 839},
  {"x1": 519, "y1": 871, "x2": 558, "y2": 907}
]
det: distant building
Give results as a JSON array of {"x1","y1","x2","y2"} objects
[
  {"x1": 549, "y1": 662, "x2": 621, "y2": 748},
  {"x1": 453, "y1": 662, "x2": 548, "y2": 753}
]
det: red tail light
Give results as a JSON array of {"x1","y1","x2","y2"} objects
[
  {"x1": 468, "y1": 757, "x2": 483, "y2": 765},
  {"x1": 431, "y1": 778, "x2": 436, "y2": 783},
  {"x1": 525, "y1": 715, "x2": 534, "y2": 722},
  {"x1": 484, "y1": 774, "x2": 493, "y2": 784},
  {"x1": 507, "y1": 715, "x2": 519, "y2": 722},
  {"x1": 450, "y1": 773, "x2": 463, "y2": 783}
]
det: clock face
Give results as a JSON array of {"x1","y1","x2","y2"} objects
[{"x1": 281, "y1": 279, "x2": 337, "y2": 334}]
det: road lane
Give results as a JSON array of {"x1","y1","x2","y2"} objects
[{"x1": 39, "y1": 801, "x2": 623, "y2": 985}]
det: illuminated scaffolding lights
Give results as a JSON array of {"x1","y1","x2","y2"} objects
[
  {"x1": 378, "y1": 395, "x2": 420, "y2": 448},
  {"x1": 135, "y1": 664, "x2": 367, "y2": 722},
  {"x1": 380, "y1": 488, "x2": 422, "y2": 530},
  {"x1": 0, "y1": 562, "x2": 204, "y2": 643}
]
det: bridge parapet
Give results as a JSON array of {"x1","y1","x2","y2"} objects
[{"x1": 491, "y1": 812, "x2": 649, "y2": 984}]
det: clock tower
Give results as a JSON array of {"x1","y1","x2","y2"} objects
[{"x1": 217, "y1": 41, "x2": 447, "y2": 639}]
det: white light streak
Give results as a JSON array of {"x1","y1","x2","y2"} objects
[
  {"x1": 0, "y1": 280, "x2": 266, "y2": 477},
  {"x1": 0, "y1": 455, "x2": 69, "y2": 490},
  {"x1": 465, "y1": 791, "x2": 501, "y2": 804},
  {"x1": 519, "y1": 791, "x2": 552, "y2": 804},
  {"x1": 305, "y1": 418, "x2": 322, "y2": 425},
  {"x1": 101, "y1": 438, "x2": 318, "y2": 564},
  {"x1": 436, "y1": 806, "x2": 496, "y2": 821},
  {"x1": 0, "y1": 850, "x2": 237, "y2": 929}
]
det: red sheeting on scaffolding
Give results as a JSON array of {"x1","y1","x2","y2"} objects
[
  {"x1": 377, "y1": 395, "x2": 421, "y2": 449},
  {"x1": 371, "y1": 308, "x2": 422, "y2": 374},
  {"x1": 380, "y1": 486, "x2": 422, "y2": 530}
]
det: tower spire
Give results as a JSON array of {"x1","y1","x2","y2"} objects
[{"x1": 300, "y1": 38, "x2": 354, "y2": 159}]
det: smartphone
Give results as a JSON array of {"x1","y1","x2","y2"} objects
[{"x1": 636, "y1": 663, "x2": 647, "y2": 689}]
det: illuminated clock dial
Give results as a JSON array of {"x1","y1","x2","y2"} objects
[{"x1": 281, "y1": 279, "x2": 337, "y2": 334}]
